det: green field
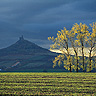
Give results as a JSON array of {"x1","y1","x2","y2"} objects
[{"x1": 0, "y1": 73, "x2": 96, "y2": 96}]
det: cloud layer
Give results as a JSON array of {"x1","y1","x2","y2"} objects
[{"x1": 0, "y1": 0, "x2": 96, "y2": 49}]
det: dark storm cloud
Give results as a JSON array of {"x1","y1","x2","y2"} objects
[
  {"x1": 73, "y1": 0, "x2": 96, "y2": 12},
  {"x1": 0, "y1": 0, "x2": 96, "y2": 49},
  {"x1": 0, "y1": 0, "x2": 77, "y2": 23}
]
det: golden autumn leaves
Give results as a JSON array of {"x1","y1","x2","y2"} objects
[{"x1": 48, "y1": 22, "x2": 96, "y2": 72}]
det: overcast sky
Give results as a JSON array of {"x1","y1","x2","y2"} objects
[{"x1": 0, "y1": 0, "x2": 96, "y2": 49}]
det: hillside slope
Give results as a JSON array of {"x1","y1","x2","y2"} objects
[
  {"x1": 0, "y1": 36, "x2": 65, "y2": 72},
  {"x1": 0, "y1": 36, "x2": 50, "y2": 56}
]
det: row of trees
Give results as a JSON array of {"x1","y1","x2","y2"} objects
[{"x1": 48, "y1": 22, "x2": 96, "y2": 72}]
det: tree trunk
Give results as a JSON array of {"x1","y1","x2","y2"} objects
[
  {"x1": 76, "y1": 55, "x2": 78, "y2": 72},
  {"x1": 82, "y1": 53, "x2": 85, "y2": 72},
  {"x1": 89, "y1": 50, "x2": 92, "y2": 72},
  {"x1": 68, "y1": 55, "x2": 72, "y2": 72},
  {"x1": 67, "y1": 49, "x2": 72, "y2": 72},
  {"x1": 82, "y1": 44, "x2": 85, "y2": 72},
  {"x1": 70, "y1": 62, "x2": 72, "y2": 72},
  {"x1": 89, "y1": 57, "x2": 91, "y2": 72}
]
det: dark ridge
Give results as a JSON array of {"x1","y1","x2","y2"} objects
[{"x1": 0, "y1": 36, "x2": 50, "y2": 56}]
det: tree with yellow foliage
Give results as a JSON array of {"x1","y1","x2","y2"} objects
[
  {"x1": 86, "y1": 22, "x2": 96, "y2": 72},
  {"x1": 48, "y1": 27, "x2": 72, "y2": 72}
]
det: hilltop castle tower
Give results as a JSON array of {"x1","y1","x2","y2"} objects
[{"x1": 19, "y1": 35, "x2": 24, "y2": 41}]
